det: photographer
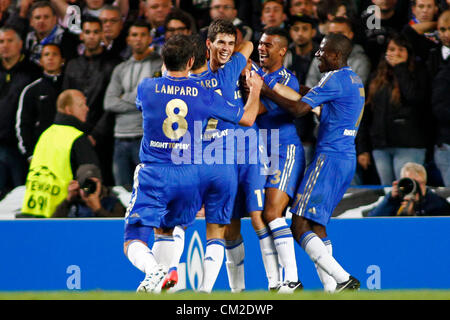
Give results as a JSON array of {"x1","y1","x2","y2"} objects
[
  {"x1": 52, "y1": 164, "x2": 125, "y2": 218},
  {"x1": 368, "y1": 162, "x2": 450, "y2": 217}
]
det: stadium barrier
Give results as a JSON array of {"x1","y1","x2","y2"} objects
[{"x1": 0, "y1": 217, "x2": 449, "y2": 291}]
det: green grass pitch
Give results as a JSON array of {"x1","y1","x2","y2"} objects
[{"x1": 1, "y1": 290, "x2": 449, "y2": 300}]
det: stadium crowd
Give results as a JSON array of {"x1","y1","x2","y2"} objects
[
  {"x1": 1, "y1": 0, "x2": 450, "y2": 203},
  {"x1": 1, "y1": 0, "x2": 450, "y2": 294}
]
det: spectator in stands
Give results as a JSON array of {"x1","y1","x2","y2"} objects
[
  {"x1": 22, "y1": 1, "x2": 79, "y2": 66},
  {"x1": 284, "y1": 14, "x2": 319, "y2": 166},
  {"x1": 0, "y1": 26, "x2": 38, "y2": 200},
  {"x1": 145, "y1": 0, "x2": 172, "y2": 54},
  {"x1": 19, "y1": 89, "x2": 100, "y2": 218},
  {"x1": 306, "y1": 17, "x2": 371, "y2": 88},
  {"x1": 63, "y1": 16, "x2": 121, "y2": 186},
  {"x1": 99, "y1": 5, "x2": 130, "y2": 61},
  {"x1": 0, "y1": 0, "x2": 16, "y2": 28},
  {"x1": 260, "y1": 0, "x2": 287, "y2": 29},
  {"x1": 164, "y1": 8, "x2": 194, "y2": 41},
  {"x1": 432, "y1": 64, "x2": 450, "y2": 186},
  {"x1": 16, "y1": 43, "x2": 65, "y2": 163},
  {"x1": 356, "y1": 34, "x2": 432, "y2": 186},
  {"x1": 252, "y1": 0, "x2": 287, "y2": 61},
  {"x1": 204, "y1": 0, "x2": 254, "y2": 41},
  {"x1": 51, "y1": 0, "x2": 129, "y2": 20},
  {"x1": 104, "y1": 20, "x2": 162, "y2": 190},
  {"x1": 427, "y1": 9, "x2": 450, "y2": 76},
  {"x1": 361, "y1": 0, "x2": 409, "y2": 70},
  {"x1": 288, "y1": 0, "x2": 315, "y2": 18},
  {"x1": 52, "y1": 163, "x2": 126, "y2": 217},
  {"x1": 402, "y1": 0, "x2": 440, "y2": 62},
  {"x1": 315, "y1": 0, "x2": 348, "y2": 38},
  {"x1": 368, "y1": 162, "x2": 450, "y2": 216}
]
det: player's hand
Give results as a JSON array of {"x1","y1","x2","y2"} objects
[
  {"x1": 357, "y1": 152, "x2": 371, "y2": 170},
  {"x1": 246, "y1": 70, "x2": 263, "y2": 93},
  {"x1": 299, "y1": 85, "x2": 311, "y2": 96},
  {"x1": 311, "y1": 106, "x2": 321, "y2": 119},
  {"x1": 67, "y1": 180, "x2": 80, "y2": 202},
  {"x1": 80, "y1": 177, "x2": 102, "y2": 212}
]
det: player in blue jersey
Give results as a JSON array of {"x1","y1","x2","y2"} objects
[
  {"x1": 192, "y1": 21, "x2": 274, "y2": 293},
  {"x1": 261, "y1": 33, "x2": 363, "y2": 292},
  {"x1": 254, "y1": 27, "x2": 306, "y2": 293},
  {"x1": 122, "y1": 34, "x2": 263, "y2": 293}
]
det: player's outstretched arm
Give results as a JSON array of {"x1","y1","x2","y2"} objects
[
  {"x1": 239, "y1": 70, "x2": 263, "y2": 127},
  {"x1": 261, "y1": 83, "x2": 312, "y2": 117},
  {"x1": 234, "y1": 40, "x2": 254, "y2": 61}
]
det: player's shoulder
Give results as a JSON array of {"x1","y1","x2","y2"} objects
[
  {"x1": 276, "y1": 66, "x2": 298, "y2": 88},
  {"x1": 317, "y1": 68, "x2": 347, "y2": 89},
  {"x1": 138, "y1": 76, "x2": 157, "y2": 88}
]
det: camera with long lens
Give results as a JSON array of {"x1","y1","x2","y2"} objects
[
  {"x1": 80, "y1": 178, "x2": 97, "y2": 195},
  {"x1": 397, "y1": 177, "x2": 420, "y2": 199}
]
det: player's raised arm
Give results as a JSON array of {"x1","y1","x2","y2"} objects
[
  {"x1": 234, "y1": 40, "x2": 254, "y2": 60},
  {"x1": 238, "y1": 70, "x2": 263, "y2": 126},
  {"x1": 261, "y1": 82, "x2": 312, "y2": 117}
]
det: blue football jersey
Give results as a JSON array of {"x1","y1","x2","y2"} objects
[
  {"x1": 255, "y1": 65, "x2": 302, "y2": 146},
  {"x1": 301, "y1": 66, "x2": 365, "y2": 156},
  {"x1": 189, "y1": 52, "x2": 251, "y2": 164},
  {"x1": 136, "y1": 75, "x2": 244, "y2": 164}
]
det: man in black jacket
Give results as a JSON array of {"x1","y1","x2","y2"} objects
[
  {"x1": 0, "y1": 26, "x2": 39, "y2": 199},
  {"x1": 16, "y1": 43, "x2": 65, "y2": 162},
  {"x1": 63, "y1": 16, "x2": 121, "y2": 186}
]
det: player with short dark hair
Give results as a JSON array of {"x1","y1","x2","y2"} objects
[
  {"x1": 255, "y1": 26, "x2": 305, "y2": 293},
  {"x1": 122, "y1": 34, "x2": 263, "y2": 293},
  {"x1": 261, "y1": 33, "x2": 363, "y2": 292}
]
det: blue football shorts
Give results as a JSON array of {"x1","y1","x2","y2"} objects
[
  {"x1": 199, "y1": 163, "x2": 238, "y2": 225},
  {"x1": 124, "y1": 163, "x2": 202, "y2": 229},
  {"x1": 265, "y1": 143, "x2": 305, "y2": 199},
  {"x1": 290, "y1": 152, "x2": 356, "y2": 226},
  {"x1": 232, "y1": 162, "x2": 267, "y2": 218}
]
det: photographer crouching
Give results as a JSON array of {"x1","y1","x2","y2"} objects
[
  {"x1": 368, "y1": 162, "x2": 450, "y2": 217},
  {"x1": 52, "y1": 164, "x2": 126, "y2": 218}
]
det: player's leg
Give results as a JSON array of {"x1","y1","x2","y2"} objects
[
  {"x1": 251, "y1": 210, "x2": 281, "y2": 290},
  {"x1": 263, "y1": 187, "x2": 300, "y2": 291},
  {"x1": 291, "y1": 215, "x2": 355, "y2": 289},
  {"x1": 160, "y1": 225, "x2": 186, "y2": 290},
  {"x1": 199, "y1": 222, "x2": 227, "y2": 293},
  {"x1": 199, "y1": 164, "x2": 238, "y2": 293},
  {"x1": 224, "y1": 218, "x2": 245, "y2": 293},
  {"x1": 290, "y1": 154, "x2": 360, "y2": 291},
  {"x1": 311, "y1": 224, "x2": 337, "y2": 292},
  {"x1": 123, "y1": 164, "x2": 169, "y2": 292},
  {"x1": 123, "y1": 223, "x2": 168, "y2": 293}
]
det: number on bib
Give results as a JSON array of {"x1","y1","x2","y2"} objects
[{"x1": 163, "y1": 99, "x2": 189, "y2": 139}]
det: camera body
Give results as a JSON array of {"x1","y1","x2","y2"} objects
[
  {"x1": 397, "y1": 177, "x2": 421, "y2": 199},
  {"x1": 80, "y1": 178, "x2": 97, "y2": 195}
]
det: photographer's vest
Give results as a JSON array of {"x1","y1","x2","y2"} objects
[{"x1": 21, "y1": 125, "x2": 84, "y2": 218}]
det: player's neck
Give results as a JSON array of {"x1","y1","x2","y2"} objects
[
  {"x1": 166, "y1": 70, "x2": 189, "y2": 78},
  {"x1": 264, "y1": 61, "x2": 283, "y2": 74},
  {"x1": 191, "y1": 64, "x2": 208, "y2": 74},
  {"x1": 208, "y1": 59, "x2": 222, "y2": 72}
]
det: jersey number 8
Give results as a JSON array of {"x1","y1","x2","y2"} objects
[{"x1": 163, "y1": 99, "x2": 188, "y2": 139}]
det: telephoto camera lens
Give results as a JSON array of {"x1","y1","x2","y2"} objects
[
  {"x1": 81, "y1": 179, "x2": 97, "y2": 195},
  {"x1": 397, "y1": 178, "x2": 418, "y2": 199}
]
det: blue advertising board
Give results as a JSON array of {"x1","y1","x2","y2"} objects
[{"x1": 0, "y1": 217, "x2": 449, "y2": 291}]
